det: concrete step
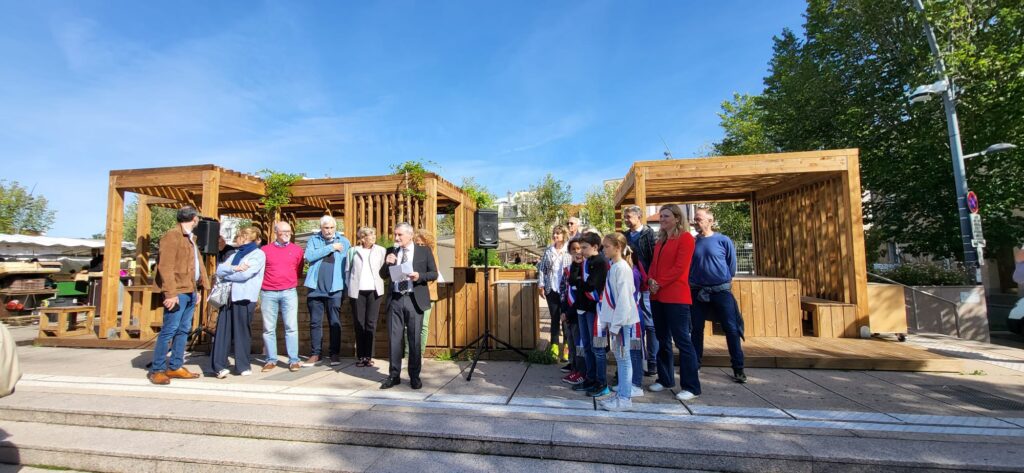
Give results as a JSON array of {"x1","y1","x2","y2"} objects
[
  {"x1": 0, "y1": 420, "x2": 684, "y2": 473},
  {"x1": 2, "y1": 390, "x2": 1022, "y2": 472}
]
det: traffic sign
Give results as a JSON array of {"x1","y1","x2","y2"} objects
[
  {"x1": 967, "y1": 191, "x2": 979, "y2": 214},
  {"x1": 970, "y1": 213, "x2": 984, "y2": 241}
]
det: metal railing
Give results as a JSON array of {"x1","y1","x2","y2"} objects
[{"x1": 867, "y1": 272, "x2": 962, "y2": 338}]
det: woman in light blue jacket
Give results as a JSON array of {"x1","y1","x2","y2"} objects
[
  {"x1": 303, "y1": 215, "x2": 351, "y2": 365},
  {"x1": 212, "y1": 226, "x2": 266, "y2": 378}
]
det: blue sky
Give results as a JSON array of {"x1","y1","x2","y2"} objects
[{"x1": 0, "y1": 1, "x2": 806, "y2": 237}]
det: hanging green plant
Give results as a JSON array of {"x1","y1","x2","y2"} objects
[
  {"x1": 390, "y1": 159, "x2": 437, "y2": 200},
  {"x1": 257, "y1": 169, "x2": 304, "y2": 219}
]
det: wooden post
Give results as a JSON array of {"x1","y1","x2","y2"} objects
[
  {"x1": 343, "y1": 184, "x2": 355, "y2": 238},
  {"x1": 135, "y1": 194, "x2": 151, "y2": 284},
  {"x1": 635, "y1": 167, "x2": 647, "y2": 216},
  {"x1": 749, "y1": 193, "x2": 759, "y2": 275},
  {"x1": 99, "y1": 175, "x2": 124, "y2": 338},
  {"x1": 840, "y1": 151, "x2": 870, "y2": 331},
  {"x1": 424, "y1": 177, "x2": 438, "y2": 253},
  {"x1": 199, "y1": 170, "x2": 221, "y2": 333},
  {"x1": 454, "y1": 203, "x2": 467, "y2": 267}
]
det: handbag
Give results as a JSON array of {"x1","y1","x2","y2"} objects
[{"x1": 208, "y1": 280, "x2": 232, "y2": 309}]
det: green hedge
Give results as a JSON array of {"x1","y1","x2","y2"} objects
[{"x1": 878, "y1": 262, "x2": 971, "y2": 286}]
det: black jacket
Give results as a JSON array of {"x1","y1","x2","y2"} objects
[
  {"x1": 569, "y1": 254, "x2": 607, "y2": 313},
  {"x1": 622, "y1": 225, "x2": 656, "y2": 273},
  {"x1": 379, "y1": 244, "x2": 438, "y2": 313}
]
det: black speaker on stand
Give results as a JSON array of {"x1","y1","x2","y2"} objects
[
  {"x1": 188, "y1": 217, "x2": 220, "y2": 351},
  {"x1": 454, "y1": 210, "x2": 527, "y2": 381}
]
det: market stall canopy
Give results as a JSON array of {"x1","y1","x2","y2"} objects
[{"x1": 0, "y1": 234, "x2": 134, "y2": 258}]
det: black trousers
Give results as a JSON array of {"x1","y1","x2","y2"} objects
[
  {"x1": 545, "y1": 290, "x2": 562, "y2": 348},
  {"x1": 211, "y1": 299, "x2": 254, "y2": 373},
  {"x1": 388, "y1": 293, "x2": 423, "y2": 380},
  {"x1": 352, "y1": 290, "x2": 383, "y2": 359}
]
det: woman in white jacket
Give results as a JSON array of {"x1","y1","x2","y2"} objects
[
  {"x1": 598, "y1": 232, "x2": 641, "y2": 412},
  {"x1": 346, "y1": 227, "x2": 387, "y2": 367}
]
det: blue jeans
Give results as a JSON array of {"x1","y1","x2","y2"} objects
[
  {"x1": 611, "y1": 325, "x2": 636, "y2": 400},
  {"x1": 150, "y1": 292, "x2": 195, "y2": 373},
  {"x1": 260, "y1": 289, "x2": 299, "y2": 364},
  {"x1": 578, "y1": 311, "x2": 605, "y2": 385},
  {"x1": 691, "y1": 287, "x2": 745, "y2": 371},
  {"x1": 308, "y1": 295, "x2": 342, "y2": 357},
  {"x1": 652, "y1": 301, "x2": 701, "y2": 395},
  {"x1": 640, "y1": 291, "x2": 658, "y2": 371}
]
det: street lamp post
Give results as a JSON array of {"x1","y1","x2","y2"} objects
[{"x1": 910, "y1": 0, "x2": 981, "y2": 283}]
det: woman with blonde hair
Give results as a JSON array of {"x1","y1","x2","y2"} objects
[
  {"x1": 646, "y1": 204, "x2": 701, "y2": 400},
  {"x1": 212, "y1": 226, "x2": 266, "y2": 378},
  {"x1": 346, "y1": 226, "x2": 386, "y2": 367}
]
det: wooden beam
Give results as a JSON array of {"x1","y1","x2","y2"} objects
[
  {"x1": 630, "y1": 148, "x2": 857, "y2": 171},
  {"x1": 199, "y1": 171, "x2": 221, "y2": 334},
  {"x1": 749, "y1": 193, "x2": 759, "y2": 275},
  {"x1": 135, "y1": 194, "x2": 151, "y2": 284},
  {"x1": 99, "y1": 175, "x2": 125, "y2": 338},
  {"x1": 218, "y1": 171, "x2": 265, "y2": 196},
  {"x1": 754, "y1": 172, "x2": 843, "y2": 201},
  {"x1": 110, "y1": 164, "x2": 218, "y2": 176},
  {"x1": 613, "y1": 165, "x2": 637, "y2": 207}
]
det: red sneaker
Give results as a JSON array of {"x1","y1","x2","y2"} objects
[
  {"x1": 568, "y1": 372, "x2": 585, "y2": 385},
  {"x1": 561, "y1": 372, "x2": 576, "y2": 384}
]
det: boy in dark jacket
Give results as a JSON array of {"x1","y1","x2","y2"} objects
[{"x1": 569, "y1": 232, "x2": 609, "y2": 397}]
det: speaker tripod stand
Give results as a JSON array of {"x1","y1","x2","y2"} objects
[{"x1": 453, "y1": 248, "x2": 527, "y2": 381}]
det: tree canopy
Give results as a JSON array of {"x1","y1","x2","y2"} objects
[
  {"x1": 0, "y1": 180, "x2": 56, "y2": 235},
  {"x1": 521, "y1": 174, "x2": 573, "y2": 247},
  {"x1": 712, "y1": 0, "x2": 1024, "y2": 273}
]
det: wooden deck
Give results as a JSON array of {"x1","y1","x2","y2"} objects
[{"x1": 701, "y1": 336, "x2": 961, "y2": 372}]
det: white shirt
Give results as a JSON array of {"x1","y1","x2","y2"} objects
[{"x1": 357, "y1": 246, "x2": 375, "y2": 291}]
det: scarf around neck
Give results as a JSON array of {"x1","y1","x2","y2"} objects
[{"x1": 232, "y1": 242, "x2": 258, "y2": 265}]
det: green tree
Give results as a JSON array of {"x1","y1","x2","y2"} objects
[
  {"x1": 581, "y1": 181, "x2": 618, "y2": 234},
  {"x1": 521, "y1": 174, "x2": 573, "y2": 247},
  {"x1": 123, "y1": 197, "x2": 179, "y2": 253},
  {"x1": 713, "y1": 0, "x2": 1024, "y2": 284},
  {"x1": 713, "y1": 93, "x2": 776, "y2": 157},
  {"x1": 0, "y1": 180, "x2": 56, "y2": 234},
  {"x1": 460, "y1": 177, "x2": 497, "y2": 209}
]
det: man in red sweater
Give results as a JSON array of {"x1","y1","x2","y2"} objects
[{"x1": 259, "y1": 222, "x2": 304, "y2": 372}]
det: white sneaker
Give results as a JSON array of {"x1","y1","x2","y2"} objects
[
  {"x1": 675, "y1": 390, "x2": 698, "y2": 401},
  {"x1": 631, "y1": 386, "x2": 644, "y2": 397},
  {"x1": 601, "y1": 397, "x2": 634, "y2": 412},
  {"x1": 647, "y1": 382, "x2": 666, "y2": 392},
  {"x1": 239, "y1": 370, "x2": 253, "y2": 376},
  {"x1": 215, "y1": 369, "x2": 229, "y2": 379}
]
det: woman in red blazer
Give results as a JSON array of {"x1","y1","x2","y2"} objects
[{"x1": 646, "y1": 204, "x2": 702, "y2": 400}]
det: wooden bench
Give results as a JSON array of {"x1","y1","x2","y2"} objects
[
  {"x1": 38, "y1": 306, "x2": 96, "y2": 339},
  {"x1": 801, "y1": 297, "x2": 858, "y2": 338}
]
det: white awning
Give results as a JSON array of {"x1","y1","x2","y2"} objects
[{"x1": 0, "y1": 234, "x2": 133, "y2": 257}]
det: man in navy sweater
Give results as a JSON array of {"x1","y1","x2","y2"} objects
[{"x1": 689, "y1": 208, "x2": 746, "y2": 383}]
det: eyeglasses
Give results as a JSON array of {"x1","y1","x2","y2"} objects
[{"x1": 567, "y1": 222, "x2": 577, "y2": 226}]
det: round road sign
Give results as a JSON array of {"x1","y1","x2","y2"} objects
[{"x1": 967, "y1": 191, "x2": 979, "y2": 214}]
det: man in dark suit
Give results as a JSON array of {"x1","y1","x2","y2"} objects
[{"x1": 379, "y1": 222, "x2": 438, "y2": 390}]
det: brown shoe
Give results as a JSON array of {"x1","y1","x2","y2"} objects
[
  {"x1": 165, "y1": 367, "x2": 201, "y2": 379},
  {"x1": 289, "y1": 362, "x2": 301, "y2": 372},
  {"x1": 147, "y1": 371, "x2": 171, "y2": 385},
  {"x1": 302, "y1": 355, "x2": 320, "y2": 367},
  {"x1": 262, "y1": 362, "x2": 276, "y2": 372}
]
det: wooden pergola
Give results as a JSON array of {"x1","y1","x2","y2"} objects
[
  {"x1": 614, "y1": 149, "x2": 870, "y2": 333},
  {"x1": 99, "y1": 165, "x2": 476, "y2": 340}
]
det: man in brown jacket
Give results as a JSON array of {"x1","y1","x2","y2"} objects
[{"x1": 148, "y1": 205, "x2": 210, "y2": 385}]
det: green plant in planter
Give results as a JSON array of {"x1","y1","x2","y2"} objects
[
  {"x1": 390, "y1": 160, "x2": 437, "y2": 200},
  {"x1": 258, "y1": 169, "x2": 303, "y2": 220},
  {"x1": 469, "y1": 248, "x2": 501, "y2": 267}
]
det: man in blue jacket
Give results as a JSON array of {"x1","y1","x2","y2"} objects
[{"x1": 303, "y1": 215, "x2": 351, "y2": 366}]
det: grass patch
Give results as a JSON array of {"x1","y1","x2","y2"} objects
[{"x1": 526, "y1": 349, "x2": 557, "y2": 365}]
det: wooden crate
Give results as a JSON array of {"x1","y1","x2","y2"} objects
[
  {"x1": 1, "y1": 276, "x2": 47, "y2": 291},
  {"x1": 38, "y1": 306, "x2": 96, "y2": 339},
  {"x1": 801, "y1": 297, "x2": 858, "y2": 338}
]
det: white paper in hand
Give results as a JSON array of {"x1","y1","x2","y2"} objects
[{"x1": 389, "y1": 264, "x2": 408, "y2": 283}]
